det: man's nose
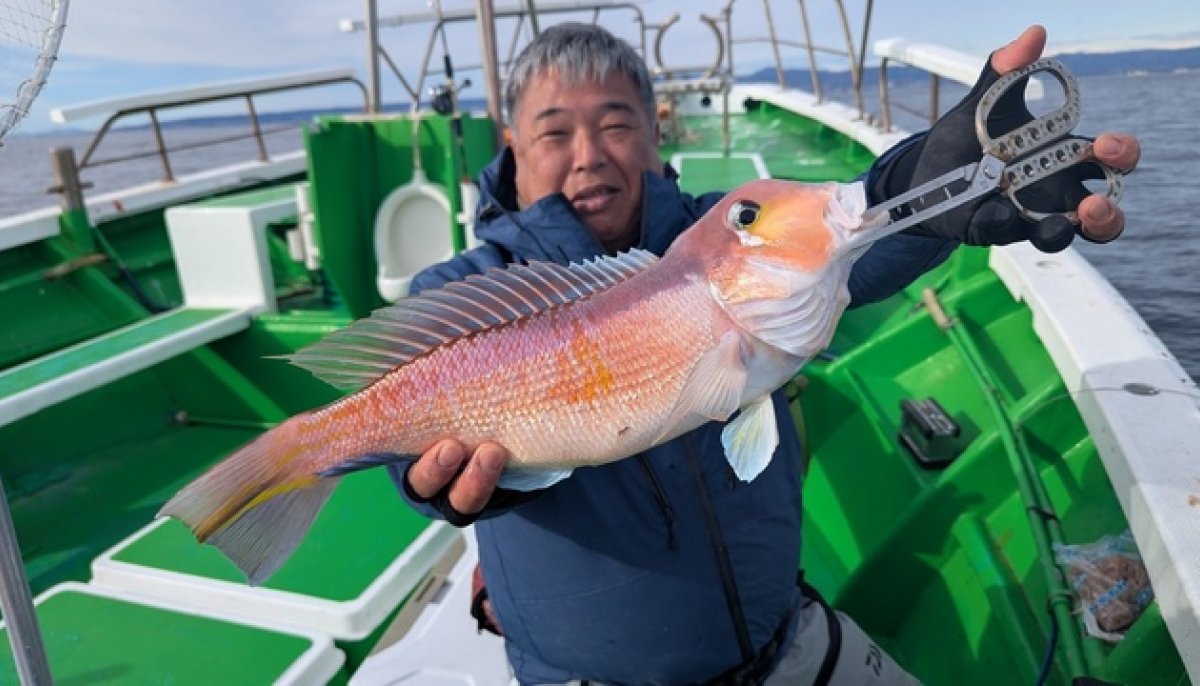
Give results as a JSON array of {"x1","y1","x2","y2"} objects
[{"x1": 572, "y1": 128, "x2": 607, "y2": 172}]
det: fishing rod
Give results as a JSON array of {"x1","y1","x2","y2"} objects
[
  {"x1": 921, "y1": 287, "x2": 1091, "y2": 680},
  {"x1": 433, "y1": 31, "x2": 480, "y2": 253}
]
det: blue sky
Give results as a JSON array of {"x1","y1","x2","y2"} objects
[{"x1": 15, "y1": 0, "x2": 1200, "y2": 134}]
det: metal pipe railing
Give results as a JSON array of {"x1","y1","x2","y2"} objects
[
  {"x1": 356, "y1": 0, "x2": 876, "y2": 136},
  {"x1": 878, "y1": 56, "x2": 946, "y2": 132},
  {"x1": 356, "y1": 1, "x2": 646, "y2": 121},
  {"x1": 73, "y1": 73, "x2": 366, "y2": 185}
]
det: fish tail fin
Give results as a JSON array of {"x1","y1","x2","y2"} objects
[{"x1": 158, "y1": 419, "x2": 336, "y2": 585}]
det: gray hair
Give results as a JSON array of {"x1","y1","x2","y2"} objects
[{"x1": 504, "y1": 22, "x2": 656, "y2": 132}]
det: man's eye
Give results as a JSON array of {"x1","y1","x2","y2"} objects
[{"x1": 727, "y1": 200, "x2": 761, "y2": 230}]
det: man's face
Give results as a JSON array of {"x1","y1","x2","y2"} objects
[{"x1": 511, "y1": 70, "x2": 663, "y2": 252}]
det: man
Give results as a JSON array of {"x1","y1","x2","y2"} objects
[{"x1": 394, "y1": 22, "x2": 1140, "y2": 685}]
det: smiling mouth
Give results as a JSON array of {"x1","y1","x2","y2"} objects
[{"x1": 571, "y1": 185, "x2": 619, "y2": 213}]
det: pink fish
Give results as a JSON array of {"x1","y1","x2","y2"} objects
[{"x1": 160, "y1": 179, "x2": 896, "y2": 584}]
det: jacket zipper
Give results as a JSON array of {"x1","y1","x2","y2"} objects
[{"x1": 635, "y1": 455, "x2": 679, "y2": 550}]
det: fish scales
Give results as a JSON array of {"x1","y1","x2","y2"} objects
[{"x1": 301, "y1": 264, "x2": 725, "y2": 471}]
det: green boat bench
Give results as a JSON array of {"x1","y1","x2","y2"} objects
[
  {"x1": 0, "y1": 306, "x2": 254, "y2": 427},
  {"x1": 0, "y1": 184, "x2": 302, "y2": 429}
]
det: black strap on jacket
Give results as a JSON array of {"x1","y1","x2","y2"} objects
[
  {"x1": 683, "y1": 436, "x2": 755, "y2": 662},
  {"x1": 469, "y1": 585, "x2": 503, "y2": 636},
  {"x1": 700, "y1": 574, "x2": 845, "y2": 686},
  {"x1": 800, "y1": 576, "x2": 843, "y2": 686},
  {"x1": 701, "y1": 609, "x2": 793, "y2": 686}
]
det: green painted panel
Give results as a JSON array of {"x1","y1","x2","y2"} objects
[
  {"x1": 112, "y1": 468, "x2": 434, "y2": 601},
  {"x1": 188, "y1": 183, "x2": 298, "y2": 209},
  {"x1": 0, "y1": 243, "x2": 141, "y2": 369},
  {"x1": 0, "y1": 588, "x2": 318, "y2": 685},
  {"x1": 304, "y1": 113, "x2": 496, "y2": 320},
  {"x1": 9, "y1": 424, "x2": 259, "y2": 594},
  {"x1": 795, "y1": 242, "x2": 1188, "y2": 683},
  {"x1": 211, "y1": 312, "x2": 351, "y2": 415}
]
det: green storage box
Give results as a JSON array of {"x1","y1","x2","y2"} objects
[
  {"x1": 91, "y1": 469, "x2": 458, "y2": 640},
  {"x1": 0, "y1": 582, "x2": 343, "y2": 685}
]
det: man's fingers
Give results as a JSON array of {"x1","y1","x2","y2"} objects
[
  {"x1": 407, "y1": 440, "x2": 467, "y2": 500},
  {"x1": 990, "y1": 25, "x2": 1047, "y2": 75},
  {"x1": 447, "y1": 442, "x2": 509, "y2": 515},
  {"x1": 1093, "y1": 133, "x2": 1141, "y2": 173},
  {"x1": 1078, "y1": 195, "x2": 1125, "y2": 243}
]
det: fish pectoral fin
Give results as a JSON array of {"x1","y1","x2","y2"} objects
[
  {"x1": 497, "y1": 466, "x2": 574, "y2": 492},
  {"x1": 656, "y1": 331, "x2": 747, "y2": 444},
  {"x1": 721, "y1": 395, "x2": 779, "y2": 482}
]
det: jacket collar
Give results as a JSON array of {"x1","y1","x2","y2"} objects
[{"x1": 474, "y1": 148, "x2": 693, "y2": 264}]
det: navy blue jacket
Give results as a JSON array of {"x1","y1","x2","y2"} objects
[{"x1": 396, "y1": 144, "x2": 953, "y2": 684}]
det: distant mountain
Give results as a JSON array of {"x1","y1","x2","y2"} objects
[
  {"x1": 24, "y1": 44, "x2": 1199, "y2": 137},
  {"x1": 740, "y1": 44, "x2": 1200, "y2": 90}
]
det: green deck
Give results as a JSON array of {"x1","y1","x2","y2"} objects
[{"x1": 659, "y1": 103, "x2": 875, "y2": 188}]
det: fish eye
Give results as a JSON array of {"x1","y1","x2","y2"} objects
[{"x1": 727, "y1": 200, "x2": 761, "y2": 230}]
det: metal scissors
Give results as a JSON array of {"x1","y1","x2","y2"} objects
[{"x1": 862, "y1": 58, "x2": 1124, "y2": 238}]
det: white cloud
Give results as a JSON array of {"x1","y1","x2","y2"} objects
[{"x1": 60, "y1": 0, "x2": 360, "y2": 69}]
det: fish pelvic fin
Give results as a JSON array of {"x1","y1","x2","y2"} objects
[
  {"x1": 158, "y1": 421, "x2": 335, "y2": 585},
  {"x1": 721, "y1": 395, "x2": 780, "y2": 482},
  {"x1": 286, "y1": 250, "x2": 660, "y2": 392}
]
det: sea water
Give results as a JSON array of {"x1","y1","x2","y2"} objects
[{"x1": 0, "y1": 71, "x2": 1196, "y2": 381}]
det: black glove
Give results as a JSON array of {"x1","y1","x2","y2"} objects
[
  {"x1": 871, "y1": 56, "x2": 1115, "y2": 252},
  {"x1": 400, "y1": 464, "x2": 542, "y2": 527}
]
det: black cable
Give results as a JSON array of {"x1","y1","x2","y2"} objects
[{"x1": 1035, "y1": 608, "x2": 1060, "y2": 686}]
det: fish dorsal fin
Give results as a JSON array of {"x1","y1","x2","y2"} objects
[{"x1": 287, "y1": 249, "x2": 659, "y2": 391}]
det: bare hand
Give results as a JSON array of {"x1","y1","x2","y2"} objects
[
  {"x1": 991, "y1": 25, "x2": 1141, "y2": 242},
  {"x1": 407, "y1": 439, "x2": 510, "y2": 517}
]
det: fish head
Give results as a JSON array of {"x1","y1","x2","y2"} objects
[
  {"x1": 694, "y1": 179, "x2": 892, "y2": 359},
  {"x1": 705, "y1": 178, "x2": 890, "y2": 272}
]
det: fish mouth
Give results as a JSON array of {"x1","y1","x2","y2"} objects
[
  {"x1": 571, "y1": 184, "x2": 620, "y2": 214},
  {"x1": 840, "y1": 213, "x2": 905, "y2": 252}
]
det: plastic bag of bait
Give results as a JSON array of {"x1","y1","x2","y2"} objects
[{"x1": 1054, "y1": 530, "x2": 1154, "y2": 642}]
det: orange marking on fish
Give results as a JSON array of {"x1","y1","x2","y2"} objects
[
  {"x1": 547, "y1": 320, "x2": 616, "y2": 405},
  {"x1": 747, "y1": 190, "x2": 834, "y2": 271}
]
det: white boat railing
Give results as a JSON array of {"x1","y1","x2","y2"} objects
[
  {"x1": 873, "y1": 37, "x2": 1044, "y2": 130},
  {"x1": 48, "y1": 68, "x2": 366, "y2": 186}
]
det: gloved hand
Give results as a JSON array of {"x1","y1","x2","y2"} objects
[
  {"x1": 874, "y1": 26, "x2": 1140, "y2": 252},
  {"x1": 401, "y1": 439, "x2": 541, "y2": 526}
]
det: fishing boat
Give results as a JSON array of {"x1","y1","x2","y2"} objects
[{"x1": 0, "y1": 1, "x2": 1196, "y2": 684}]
